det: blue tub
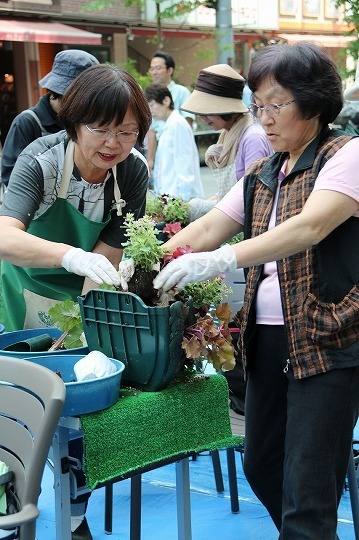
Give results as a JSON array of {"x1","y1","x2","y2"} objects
[
  {"x1": 0, "y1": 328, "x2": 88, "y2": 358},
  {"x1": 26, "y1": 354, "x2": 125, "y2": 416}
]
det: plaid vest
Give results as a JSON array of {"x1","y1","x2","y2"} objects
[{"x1": 234, "y1": 129, "x2": 359, "y2": 379}]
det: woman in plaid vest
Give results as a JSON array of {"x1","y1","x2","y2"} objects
[{"x1": 151, "y1": 42, "x2": 359, "y2": 538}]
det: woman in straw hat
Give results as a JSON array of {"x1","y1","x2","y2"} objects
[
  {"x1": 153, "y1": 42, "x2": 359, "y2": 537},
  {"x1": 181, "y1": 64, "x2": 273, "y2": 219}
]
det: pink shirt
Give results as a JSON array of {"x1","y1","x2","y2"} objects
[{"x1": 216, "y1": 138, "x2": 359, "y2": 324}]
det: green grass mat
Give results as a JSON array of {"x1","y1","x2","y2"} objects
[{"x1": 81, "y1": 374, "x2": 243, "y2": 490}]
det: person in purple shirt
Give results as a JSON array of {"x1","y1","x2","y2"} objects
[{"x1": 180, "y1": 63, "x2": 273, "y2": 220}]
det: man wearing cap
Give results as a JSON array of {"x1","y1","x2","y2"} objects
[{"x1": 1, "y1": 49, "x2": 99, "y2": 186}]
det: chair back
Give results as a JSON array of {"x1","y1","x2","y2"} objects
[{"x1": 0, "y1": 356, "x2": 66, "y2": 539}]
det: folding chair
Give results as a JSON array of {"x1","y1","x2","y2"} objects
[{"x1": 0, "y1": 356, "x2": 66, "y2": 540}]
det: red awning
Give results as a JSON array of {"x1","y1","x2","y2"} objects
[{"x1": 0, "y1": 19, "x2": 102, "y2": 45}]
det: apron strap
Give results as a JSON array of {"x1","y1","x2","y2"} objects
[{"x1": 58, "y1": 139, "x2": 126, "y2": 215}]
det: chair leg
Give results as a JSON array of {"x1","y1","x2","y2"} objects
[
  {"x1": 226, "y1": 447, "x2": 239, "y2": 514},
  {"x1": 211, "y1": 450, "x2": 224, "y2": 493},
  {"x1": 104, "y1": 483, "x2": 113, "y2": 534},
  {"x1": 347, "y1": 449, "x2": 359, "y2": 540}
]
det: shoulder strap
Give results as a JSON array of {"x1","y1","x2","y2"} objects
[{"x1": 21, "y1": 109, "x2": 47, "y2": 136}]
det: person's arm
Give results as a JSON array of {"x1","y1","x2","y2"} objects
[
  {"x1": 154, "y1": 189, "x2": 358, "y2": 291},
  {"x1": 0, "y1": 216, "x2": 72, "y2": 267},
  {"x1": 0, "y1": 216, "x2": 121, "y2": 286},
  {"x1": 231, "y1": 189, "x2": 357, "y2": 268}
]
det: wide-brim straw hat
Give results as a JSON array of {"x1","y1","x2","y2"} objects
[
  {"x1": 180, "y1": 64, "x2": 248, "y2": 115},
  {"x1": 344, "y1": 63, "x2": 359, "y2": 101}
]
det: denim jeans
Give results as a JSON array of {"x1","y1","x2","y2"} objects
[{"x1": 243, "y1": 325, "x2": 359, "y2": 540}]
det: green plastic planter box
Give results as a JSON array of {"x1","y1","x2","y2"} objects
[{"x1": 78, "y1": 289, "x2": 192, "y2": 391}]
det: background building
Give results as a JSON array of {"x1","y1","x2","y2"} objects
[{"x1": 0, "y1": 0, "x2": 352, "y2": 143}]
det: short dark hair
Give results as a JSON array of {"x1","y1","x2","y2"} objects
[
  {"x1": 151, "y1": 51, "x2": 175, "y2": 71},
  {"x1": 247, "y1": 41, "x2": 343, "y2": 126},
  {"x1": 145, "y1": 84, "x2": 174, "y2": 109},
  {"x1": 58, "y1": 64, "x2": 152, "y2": 146}
]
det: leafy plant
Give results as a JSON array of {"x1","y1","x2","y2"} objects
[
  {"x1": 227, "y1": 232, "x2": 244, "y2": 245},
  {"x1": 179, "y1": 277, "x2": 231, "y2": 313},
  {"x1": 162, "y1": 222, "x2": 182, "y2": 238},
  {"x1": 163, "y1": 246, "x2": 235, "y2": 371},
  {"x1": 48, "y1": 300, "x2": 85, "y2": 349},
  {"x1": 162, "y1": 195, "x2": 189, "y2": 225},
  {"x1": 182, "y1": 303, "x2": 236, "y2": 372},
  {"x1": 118, "y1": 58, "x2": 152, "y2": 89},
  {"x1": 122, "y1": 213, "x2": 165, "y2": 272},
  {"x1": 145, "y1": 193, "x2": 190, "y2": 226},
  {"x1": 145, "y1": 194, "x2": 165, "y2": 220}
]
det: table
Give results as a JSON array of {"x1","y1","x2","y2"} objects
[{"x1": 49, "y1": 374, "x2": 243, "y2": 540}]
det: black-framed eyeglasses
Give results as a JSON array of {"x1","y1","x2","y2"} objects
[
  {"x1": 248, "y1": 100, "x2": 295, "y2": 118},
  {"x1": 85, "y1": 125, "x2": 139, "y2": 143}
]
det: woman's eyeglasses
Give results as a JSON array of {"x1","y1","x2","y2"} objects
[
  {"x1": 248, "y1": 100, "x2": 295, "y2": 118},
  {"x1": 85, "y1": 125, "x2": 139, "y2": 143}
]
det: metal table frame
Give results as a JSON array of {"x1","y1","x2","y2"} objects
[{"x1": 48, "y1": 419, "x2": 193, "y2": 540}]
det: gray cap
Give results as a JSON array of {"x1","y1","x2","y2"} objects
[{"x1": 39, "y1": 49, "x2": 99, "y2": 95}]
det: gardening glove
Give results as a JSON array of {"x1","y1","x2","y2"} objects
[
  {"x1": 118, "y1": 258, "x2": 135, "y2": 291},
  {"x1": 153, "y1": 244, "x2": 237, "y2": 292},
  {"x1": 188, "y1": 198, "x2": 216, "y2": 222},
  {"x1": 62, "y1": 248, "x2": 121, "y2": 287}
]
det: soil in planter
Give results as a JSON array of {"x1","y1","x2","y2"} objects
[{"x1": 127, "y1": 268, "x2": 159, "y2": 305}]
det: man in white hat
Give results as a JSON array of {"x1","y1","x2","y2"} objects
[{"x1": 1, "y1": 50, "x2": 99, "y2": 186}]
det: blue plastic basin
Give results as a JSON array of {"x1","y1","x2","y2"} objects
[
  {"x1": 0, "y1": 328, "x2": 88, "y2": 358},
  {"x1": 26, "y1": 354, "x2": 125, "y2": 416},
  {"x1": 0, "y1": 324, "x2": 4, "y2": 334}
]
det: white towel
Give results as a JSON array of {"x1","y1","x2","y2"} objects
[{"x1": 74, "y1": 351, "x2": 117, "y2": 381}]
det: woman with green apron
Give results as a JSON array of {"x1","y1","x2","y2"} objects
[{"x1": 0, "y1": 63, "x2": 151, "y2": 540}]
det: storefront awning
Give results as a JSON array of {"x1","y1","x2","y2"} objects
[
  {"x1": 277, "y1": 33, "x2": 355, "y2": 48},
  {"x1": 0, "y1": 19, "x2": 102, "y2": 45}
]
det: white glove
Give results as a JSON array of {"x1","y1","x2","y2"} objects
[
  {"x1": 118, "y1": 258, "x2": 135, "y2": 291},
  {"x1": 62, "y1": 248, "x2": 121, "y2": 287},
  {"x1": 153, "y1": 244, "x2": 237, "y2": 292},
  {"x1": 188, "y1": 198, "x2": 216, "y2": 222}
]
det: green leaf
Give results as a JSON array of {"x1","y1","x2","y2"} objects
[{"x1": 48, "y1": 300, "x2": 84, "y2": 350}]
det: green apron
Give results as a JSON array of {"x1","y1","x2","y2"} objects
[{"x1": 0, "y1": 140, "x2": 123, "y2": 331}]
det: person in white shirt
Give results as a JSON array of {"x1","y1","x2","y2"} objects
[
  {"x1": 145, "y1": 84, "x2": 203, "y2": 201},
  {"x1": 146, "y1": 51, "x2": 195, "y2": 180}
]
